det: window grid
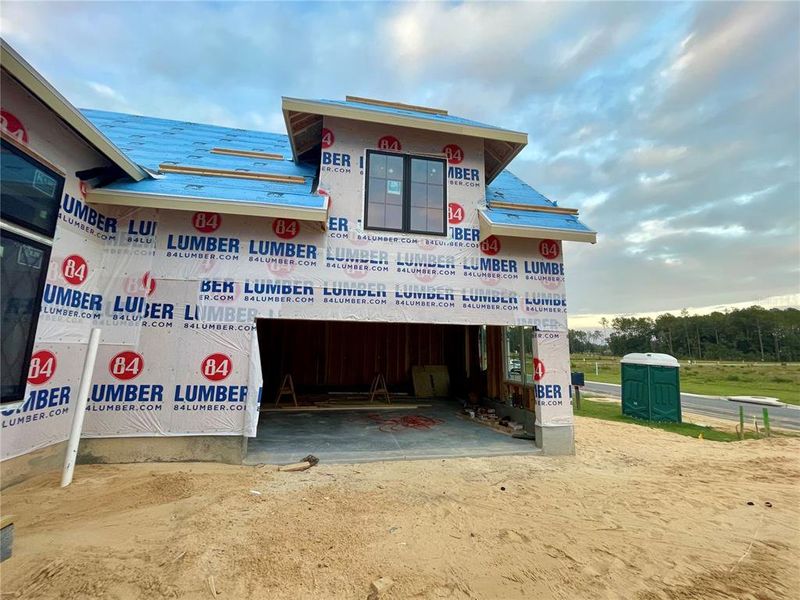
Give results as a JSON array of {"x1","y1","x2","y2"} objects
[{"x1": 364, "y1": 150, "x2": 447, "y2": 236}]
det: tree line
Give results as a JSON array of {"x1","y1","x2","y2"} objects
[{"x1": 569, "y1": 306, "x2": 800, "y2": 362}]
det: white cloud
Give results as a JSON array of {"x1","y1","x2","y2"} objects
[
  {"x1": 87, "y1": 82, "x2": 126, "y2": 103},
  {"x1": 626, "y1": 219, "x2": 747, "y2": 244},
  {"x1": 638, "y1": 172, "x2": 672, "y2": 185}
]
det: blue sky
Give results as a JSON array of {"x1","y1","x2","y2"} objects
[{"x1": 2, "y1": 1, "x2": 798, "y2": 325}]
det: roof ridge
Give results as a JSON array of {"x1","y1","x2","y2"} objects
[{"x1": 80, "y1": 108, "x2": 291, "y2": 141}]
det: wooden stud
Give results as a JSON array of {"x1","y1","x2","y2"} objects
[
  {"x1": 158, "y1": 163, "x2": 306, "y2": 184},
  {"x1": 488, "y1": 201, "x2": 580, "y2": 215},
  {"x1": 210, "y1": 147, "x2": 283, "y2": 160}
]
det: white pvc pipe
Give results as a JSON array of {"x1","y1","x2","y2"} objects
[{"x1": 61, "y1": 327, "x2": 101, "y2": 487}]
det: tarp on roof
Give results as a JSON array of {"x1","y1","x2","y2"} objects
[{"x1": 82, "y1": 109, "x2": 327, "y2": 221}]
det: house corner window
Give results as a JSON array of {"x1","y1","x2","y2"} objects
[
  {"x1": 1, "y1": 139, "x2": 64, "y2": 404},
  {"x1": 365, "y1": 150, "x2": 446, "y2": 236}
]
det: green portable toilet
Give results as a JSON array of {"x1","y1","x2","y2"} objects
[{"x1": 621, "y1": 353, "x2": 681, "y2": 423}]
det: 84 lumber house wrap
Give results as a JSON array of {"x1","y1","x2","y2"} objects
[{"x1": 0, "y1": 40, "x2": 595, "y2": 482}]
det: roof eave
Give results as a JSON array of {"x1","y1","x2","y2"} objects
[
  {"x1": 485, "y1": 141, "x2": 525, "y2": 185},
  {"x1": 478, "y1": 210, "x2": 597, "y2": 244},
  {"x1": 87, "y1": 187, "x2": 329, "y2": 223},
  {"x1": 1, "y1": 39, "x2": 148, "y2": 182},
  {"x1": 281, "y1": 97, "x2": 528, "y2": 145}
]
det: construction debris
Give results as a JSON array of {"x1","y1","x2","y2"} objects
[
  {"x1": 279, "y1": 462, "x2": 312, "y2": 472},
  {"x1": 368, "y1": 576, "x2": 395, "y2": 599},
  {"x1": 278, "y1": 454, "x2": 319, "y2": 472}
]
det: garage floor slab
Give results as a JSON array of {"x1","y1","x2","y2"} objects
[{"x1": 244, "y1": 400, "x2": 539, "y2": 465}]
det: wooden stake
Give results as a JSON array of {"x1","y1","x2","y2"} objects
[{"x1": 739, "y1": 406, "x2": 745, "y2": 440}]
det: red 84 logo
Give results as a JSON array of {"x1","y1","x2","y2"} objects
[
  {"x1": 443, "y1": 144, "x2": 464, "y2": 165},
  {"x1": 539, "y1": 239, "x2": 560, "y2": 260},
  {"x1": 321, "y1": 128, "x2": 335, "y2": 149},
  {"x1": 28, "y1": 350, "x2": 57, "y2": 385},
  {"x1": 533, "y1": 358, "x2": 546, "y2": 382},
  {"x1": 378, "y1": 135, "x2": 401, "y2": 151},
  {"x1": 202, "y1": 354, "x2": 232, "y2": 382},
  {"x1": 479, "y1": 235, "x2": 501, "y2": 256},
  {"x1": 448, "y1": 202, "x2": 465, "y2": 225},
  {"x1": 192, "y1": 212, "x2": 221, "y2": 233},
  {"x1": 109, "y1": 351, "x2": 144, "y2": 381},
  {"x1": 62, "y1": 255, "x2": 88, "y2": 286},
  {"x1": 272, "y1": 218, "x2": 299, "y2": 240}
]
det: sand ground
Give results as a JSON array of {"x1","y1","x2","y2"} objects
[{"x1": 1, "y1": 416, "x2": 798, "y2": 600}]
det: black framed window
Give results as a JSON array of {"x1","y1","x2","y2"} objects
[
  {"x1": 365, "y1": 150, "x2": 446, "y2": 236},
  {"x1": 1, "y1": 139, "x2": 64, "y2": 237},
  {"x1": 1, "y1": 230, "x2": 51, "y2": 403},
  {"x1": 1, "y1": 141, "x2": 63, "y2": 404}
]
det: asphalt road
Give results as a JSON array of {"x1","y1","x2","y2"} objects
[{"x1": 584, "y1": 381, "x2": 800, "y2": 431}]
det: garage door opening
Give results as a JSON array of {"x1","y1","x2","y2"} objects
[
  {"x1": 246, "y1": 319, "x2": 539, "y2": 464},
  {"x1": 256, "y1": 319, "x2": 476, "y2": 406}
]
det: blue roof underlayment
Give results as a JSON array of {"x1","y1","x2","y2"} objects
[
  {"x1": 484, "y1": 171, "x2": 595, "y2": 237},
  {"x1": 83, "y1": 109, "x2": 594, "y2": 237},
  {"x1": 306, "y1": 98, "x2": 516, "y2": 134},
  {"x1": 82, "y1": 109, "x2": 325, "y2": 210},
  {"x1": 482, "y1": 206, "x2": 595, "y2": 236},
  {"x1": 485, "y1": 171, "x2": 554, "y2": 208}
]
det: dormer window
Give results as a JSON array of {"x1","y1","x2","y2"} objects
[{"x1": 364, "y1": 150, "x2": 446, "y2": 236}]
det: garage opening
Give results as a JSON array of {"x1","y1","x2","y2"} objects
[
  {"x1": 257, "y1": 319, "x2": 477, "y2": 404},
  {"x1": 247, "y1": 319, "x2": 539, "y2": 464}
]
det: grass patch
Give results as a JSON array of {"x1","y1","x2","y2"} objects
[
  {"x1": 575, "y1": 399, "x2": 754, "y2": 442},
  {"x1": 570, "y1": 355, "x2": 800, "y2": 405}
]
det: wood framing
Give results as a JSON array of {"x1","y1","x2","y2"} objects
[
  {"x1": 345, "y1": 95, "x2": 449, "y2": 116},
  {"x1": 488, "y1": 201, "x2": 580, "y2": 215},
  {"x1": 210, "y1": 148, "x2": 284, "y2": 160},
  {"x1": 157, "y1": 163, "x2": 306, "y2": 184}
]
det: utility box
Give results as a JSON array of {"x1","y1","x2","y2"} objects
[{"x1": 621, "y1": 353, "x2": 681, "y2": 423}]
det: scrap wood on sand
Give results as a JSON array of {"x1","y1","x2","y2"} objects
[{"x1": 0, "y1": 416, "x2": 798, "y2": 600}]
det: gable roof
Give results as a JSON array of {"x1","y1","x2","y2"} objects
[{"x1": 282, "y1": 96, "x2": 527, "y2": 184}]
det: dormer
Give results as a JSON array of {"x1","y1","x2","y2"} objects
[{"x1": 282, "y1": 95, "x2": 527, "y2": 184}]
